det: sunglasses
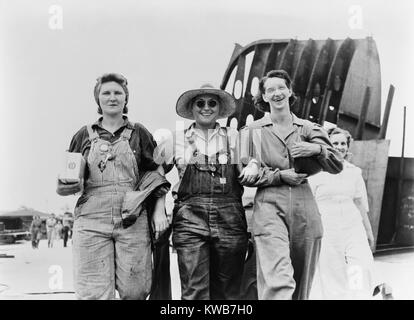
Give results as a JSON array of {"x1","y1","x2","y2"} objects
[{"x1": 195, "y1": 99, "x2": 218, "y2": 108}]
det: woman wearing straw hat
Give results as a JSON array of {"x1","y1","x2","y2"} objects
[{"x1": 157, "y1": 84, "x2": 258, "y2": 300}]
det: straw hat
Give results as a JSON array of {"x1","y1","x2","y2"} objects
[{"x1": 176, "y1": 83, "x2": 236, "y2": 120}]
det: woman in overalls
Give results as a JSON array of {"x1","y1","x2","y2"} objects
[
  {"x1": 57, "y1": 73, "x2": 169, "y2": 299},
  {"x1": 157, "y1": 84, "x2": 258, "y2": 300},
  {"x1": 239, "y1": 70, "x2": 343, "y2": 300}
]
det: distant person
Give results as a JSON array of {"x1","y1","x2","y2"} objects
[
  {"x1": 55, "y1": 220, "x2": 63, "y2": 241},
  {"x1": 62, "y1": 212, "x2": 72, "y2": 247},
  {"x1": 308, "y1": 127, "x2": 378, "y2": 299},
  {"x1": 46, "y1": 213, "x2": 57, "y2": 248},
  {"x1": 30, "y1": 215, "x2": 42, "y2": 249}
]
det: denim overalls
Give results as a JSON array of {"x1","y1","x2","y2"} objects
[
  {"x1": 172, "y1": 128, "x2": 248, "y2": 300},
  {"x1": 72, "y1": 125, "x2": 152, "y2": 300}
]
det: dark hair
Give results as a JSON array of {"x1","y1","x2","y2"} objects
[
  {"x1": 328, "y1": 127, "x2": 353, "y2": 148},
  {"x1": 253, "y1": 69, "x2": 297, "y2": 113},
  {"x1": 94, "y1": 73, "x2": 129, "y2": 114}
]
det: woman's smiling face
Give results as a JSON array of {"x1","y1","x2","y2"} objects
[
  {"x1": 262, "y1": 77, "x2": 292, "y2": 110},
  {"x1": 191, "y1": 94, "x2": 220, "y2": 127},
  {"x1": 330, "y1": 132, "x2": 348, "y2": 160}
]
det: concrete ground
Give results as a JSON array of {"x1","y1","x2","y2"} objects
[{"x1": 1, "y1": 239, "x2": 414, "y2": 300}]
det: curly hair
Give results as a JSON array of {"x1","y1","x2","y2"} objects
[
  {"x1": 253, "y1": 69, "x2": 297, "y2": 113},
  {"x1": 328, "y1": 127, "x2": 353, "y2": 148},
  {"x1": 94, "y1": 73, "x2": 129, "y2": 114}
]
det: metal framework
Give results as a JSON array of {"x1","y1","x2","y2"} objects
[{"x1": 220, "y1": 37, "x2": 383, "y2": 140}]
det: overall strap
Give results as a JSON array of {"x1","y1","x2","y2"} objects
[
  {"x1": 86, "y1": 124, "x2": 99, "y2": 142},
  {"x1": 223, "y1": 127, "x2": 230, "y2": 152},
  {"x1": 121, "y1": 122, "x2": 135, "y2": 141}
]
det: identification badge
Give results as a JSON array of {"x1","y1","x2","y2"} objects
[
  {"x1": 100, "y1": 144, "x2": 109, "y2": 152},
  {"x1": 218, "y1": 154, "x2": 228, "y2": 164},
  {"x1": 219, "y1": 177, "x2": 227, "y2": 184}
]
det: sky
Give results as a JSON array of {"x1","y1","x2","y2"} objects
[{"x1": 0, "y1": 0, "x2": 413, "y2": 214}]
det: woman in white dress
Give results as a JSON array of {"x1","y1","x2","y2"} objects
[{"x1": 308, "y1": 127, "x2": 377, "y2": 299}]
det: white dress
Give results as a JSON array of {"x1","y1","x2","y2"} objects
[{"x1": 308, "y1": 160, "x2": 377, "y2": 299}]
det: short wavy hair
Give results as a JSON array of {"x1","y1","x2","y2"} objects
[
  {"x1": 253, "y1": 69, "x2": 297, "y2": 113},
  {"x1": 94, "y1": 73, "x2": 129, "y2": 114},
  {"x1": 328, "y1": 127, "x2": 353, "y2": 148}
]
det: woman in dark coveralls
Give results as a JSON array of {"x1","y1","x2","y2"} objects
[
  {"x1": 239, "y1": 70, "x2": 343, "y2": 299},
  {"x1": 157, "y1": 84, "x2": 259, "y2": 300}
]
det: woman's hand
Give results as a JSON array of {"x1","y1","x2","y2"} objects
[
  {"x1": 151, "y1": 207, "x2": 170, "y2": 240},
  {"x1": 56, "y1": 178, "x2": 83, "y2": 196},
  {"x1": 280, "y1": 169, "x2": 308, "y2": 186},
  {"x1": 290, "y1": 142, "x2": 321, "y2": 158},
  {"x1": 239, "y1": 161, "x2": 259, "y2": 184}
]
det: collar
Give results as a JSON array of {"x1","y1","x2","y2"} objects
[
  {"x1": 292, "y1": 113, "x2": 306, "y2": 126},
  {"x1": 184, "y1": 122, "x2": 226, "y2": 138},
  {"x1": 257, "y1": 113, "x2": 306, "y2": 127},
  {"x1": 92, "y1": 116, "x2": 134, "y2": 130}
]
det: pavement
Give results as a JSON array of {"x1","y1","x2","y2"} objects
[{"x1": 1, "y1": 239, "x2": 414, "y2": 300}]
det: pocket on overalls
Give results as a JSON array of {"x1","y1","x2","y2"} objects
[
  {"x1": 120, "y1": 191, "x2": 143, "y2": 228},
  {"x1": 231, "y1": 202, "x2": 248, "y2": 232},
  {"x1": 172, "y1": 203, "x2": 188, "y2": 223},
  {"x1": 73, "y1": 194, "x2": 89, "y2": 220},
  {"x1": 115, "y1": 153, "x2": 135, "y2": 184}
]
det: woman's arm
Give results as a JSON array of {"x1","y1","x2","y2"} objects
[
  {"x1": 291, "y1": 123, "x2": 343, "y2": 174},
  {"x1": 56, "y1": 179, "x2": 83, "y2": 196},
  {"x1": 236, "y1": 128, "x2": 307, "y2": 187},
  {"x1": 152, "y1": 191, "x2": 169, "y2": 240},
  {"x1": 354, "y1": 168, "x2": 375, "y2": 251},
  {"x1": 354, "y1": 198, "x2": 375, "y2": 251},
  {"x1": 140, "y1": 128, "x2": 170, "y2": 238}
]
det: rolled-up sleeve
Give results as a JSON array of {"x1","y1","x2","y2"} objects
[
  {"x1": 354, "y1": 168, "x2": 369, "y2": 211},
  {"x1": 236, "y1": 127, "x2": 284, "y2": 188},
  {"x1": 137, "y1": 125, "x2": 160, "y2": 172},
  {"x1": 68, "y1": 126, "x2": 90, "y2": 155},
  {"x1": 306, "y1": 123, "x2": 343, "y2": 174}
]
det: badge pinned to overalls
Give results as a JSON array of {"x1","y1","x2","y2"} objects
[
  {"x1": 97, "y1": 143, "x2": 115, "y2": 172},
  {"x1": 218, "y1": 153, "x2": 228, "y2": 184},
  {"x1": 100, "y1": 144, "x2": 109, "y2": 153},
  {"x1": 218, "y1": 154, "x2": 228, "y2": 165},
  {"x1": 219, "y1": 177, "x2": 227, "y2": 184}
]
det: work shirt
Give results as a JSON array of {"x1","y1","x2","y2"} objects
[
  {"x1": 68, "y1": 116, "x2": 159, "y2": 181},
  {"x1": 155, "y1": 122, "x2": 239, "y2": 195},
  {"x1": 238, "y1": 113, "x2": 343, "y2": 300},
  {"x1": 239, "y1": 113, "x2": 343, "y2": 186}
]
